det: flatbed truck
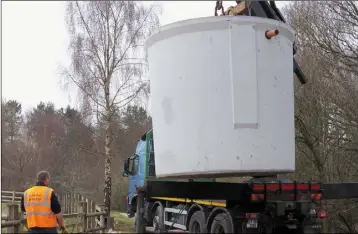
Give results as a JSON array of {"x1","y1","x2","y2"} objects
[
  {"x1": 123, "y1": 130, "x2": 358, "y2": 233},
  {"x1": 122, "y1": 1, "x2": 358, "y2": 233}
]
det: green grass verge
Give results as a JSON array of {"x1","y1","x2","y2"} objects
[{"x1": 111, "y1": 211, "x2": 135, "y2": 232}]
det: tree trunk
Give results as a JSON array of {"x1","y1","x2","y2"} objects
[
  {"x1": 104, "y1": 74, "x2": 112, "y2": 216},
  {"x1": 104, "y1": 117, "x2": 112, "y2": 216}
]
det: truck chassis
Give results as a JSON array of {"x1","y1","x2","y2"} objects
[{"x1": 132, "y1": 179, "x2": 358, "y2": 233}]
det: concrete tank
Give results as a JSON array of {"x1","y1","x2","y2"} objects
[{"x1": 145, "y1": 16, "x2": 296, "y2": 178}]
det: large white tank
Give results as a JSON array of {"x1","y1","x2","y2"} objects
[{"x1": 145, "y1": 16, "x2": 296, "y2": 178}]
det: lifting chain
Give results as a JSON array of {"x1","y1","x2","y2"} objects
[{"x1": 214, "y1": 0, "x2": 252, "y2": 16}]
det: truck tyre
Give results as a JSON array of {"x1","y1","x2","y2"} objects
[
  {"x1": 210, "y1": 213, "x2": 234, "y2": 233},
  {"x1": 153, "y1": 205, "x2": 165, "y2": 233},
  {"x1": 188, "y1": 210, "x2": 207, "y2": 233}
]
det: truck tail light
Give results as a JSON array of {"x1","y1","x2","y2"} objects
[
  {"x1": 317, "y1": 210, "x2": 328, "y2": 218},
  {"x1": 311, "y1": 193, "x2": 322, "y2": 201},
  {"x1": 251, "y1": 182, "x2": 322, "y2": 202},
  {"x1": 246, "y1": 213, "x2": 258, "y2": 219},
  {"x1": 250, "y1": 194, "x2": 264, "y2": 201}
]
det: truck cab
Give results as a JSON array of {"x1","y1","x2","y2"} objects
[
  {"x1": 123, "y1": 130, "x2": 155, "y2": 217},
  {"x1": 123, "y1": 129, "x2": 215, "y2": 218}
]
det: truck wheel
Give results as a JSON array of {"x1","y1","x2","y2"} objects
[
  {"x1": 189, "y1": 210, "x2": 207, "y2": 233},
  {"x1": 153, "y1": 205, "x2": 165, "y2": 233},
  {"x1": 210, "y1": 213, "x2": 234, "y2": 233}
]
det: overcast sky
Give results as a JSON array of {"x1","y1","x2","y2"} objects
[{"x1": 2, "y1": 1, "x2": 288, "y2": 112}]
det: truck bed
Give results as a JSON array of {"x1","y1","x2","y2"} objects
[
  {"x1": 146, "y1": 180, "x2": 358, "y2": 200},
  {"x1": 150, "y1": 196, "x2": 226, "y2": 207}
]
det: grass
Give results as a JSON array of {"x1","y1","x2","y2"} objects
[
  {"x1": 63, "y1": 216, "x2": 83, "y2": 233},
  {"x1": 63, "y1": 211, "x2": 135, "y2": 232},
  {"x1": 62, "y1": 211, "x2": 135, "y2": 232},
  {"x1": 111, "y1": 211, "x2": 135, "y2": 232}
]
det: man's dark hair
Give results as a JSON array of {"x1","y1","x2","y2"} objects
[{"x1": 37, "y1": 171, "x2": 50, "y2": 182}]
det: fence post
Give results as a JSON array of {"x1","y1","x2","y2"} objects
[
  {"x1": 7, "y1": 203, "x2": 20, "y2": 233},
  {"x1": 67, "y1": 193, "x2": 70, "y2": 214},
  {"x1": 86, "y1": 198, "x2": 90, "y2": 229},
  {"x1": 81, "y1": 200, "x2": 88, "y2": 233},
  {"x1": 100, "y1": 206, "x2": 105, "y2": 234},
  {"x1": 76, "y1": 194, "x2": 82, "y2": 214},
  {"x1": 62, "y1": 194, "x2": 65, "y2": 212},
  {"x1": 70, "y1": 193, "x2": 73, "y2": 214},
  {"x1": 19, "y1": 210, "x2": 24, "y2": 233},
  {"x1": 91, "y1": 200, "x2": 95, "y2": 229},
  {"x1": 12, "y1": 191, "x2": 16, "y2": 202}
]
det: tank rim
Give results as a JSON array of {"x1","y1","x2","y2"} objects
[{"x1": 145, "y1": 15, "x2": 295, "y2": 50}]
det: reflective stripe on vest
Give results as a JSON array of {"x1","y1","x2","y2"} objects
[
  {"x1": 24, "y1": 186, "x2": 57, "y2": 228},
  {"x1": 26, "y1": 211, "x2": 54, "y2": 216},
  {"x1": 24, "y1": 187, "x2": 52, "y2": 208}
]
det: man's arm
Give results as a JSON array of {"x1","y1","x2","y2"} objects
[
  {"x1": 51, "y1": 191, "x2": 65, "y2": 229},
  {"x1": 21, "y1": 195, "x2": 25, "y2": 212}
]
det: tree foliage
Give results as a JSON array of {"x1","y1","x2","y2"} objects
[
  {"x1": 283, "y1": 1, "x2": 358, "y2": 232},
  {"x1": 2, "y1": 100, "x2": 151, "y2": 209},
  {"x1": 63, "y1": 0, "x2": 160, "y2": 213}
]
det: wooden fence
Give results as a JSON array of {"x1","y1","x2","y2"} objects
[
  {"x1": 1, "y1": 191, "x2": 22, "y2": 204},
  {"x1": 1, "y1": 190, "x2": 107, "y2": 233}
]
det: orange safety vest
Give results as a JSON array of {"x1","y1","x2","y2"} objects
[{"x1": 24, "y1": 186, "x2": 57, "y2": 228}]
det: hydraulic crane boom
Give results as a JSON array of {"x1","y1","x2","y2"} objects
[{"x1": 215, "y1": 1, "x2": 307, "y2": 84}]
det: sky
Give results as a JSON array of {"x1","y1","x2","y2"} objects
[{"x1": 2, "y1": 1, "x2": 289, "y2": 113}]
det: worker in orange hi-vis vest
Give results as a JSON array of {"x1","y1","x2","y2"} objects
[{"x1": 21, "y1": 171, "x2": 66, "y2": 233}]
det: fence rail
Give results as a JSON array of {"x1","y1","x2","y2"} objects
[
  {"x1": 1, "y1": 191, "x2": 23, "y2": 204},
  {"x1": 1, "y1": 190, "x2": 107, "y2": 233}
]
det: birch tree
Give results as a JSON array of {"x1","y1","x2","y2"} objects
[{"x1": 63, "y1": 1, "x2": 160, "y2": 213}]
